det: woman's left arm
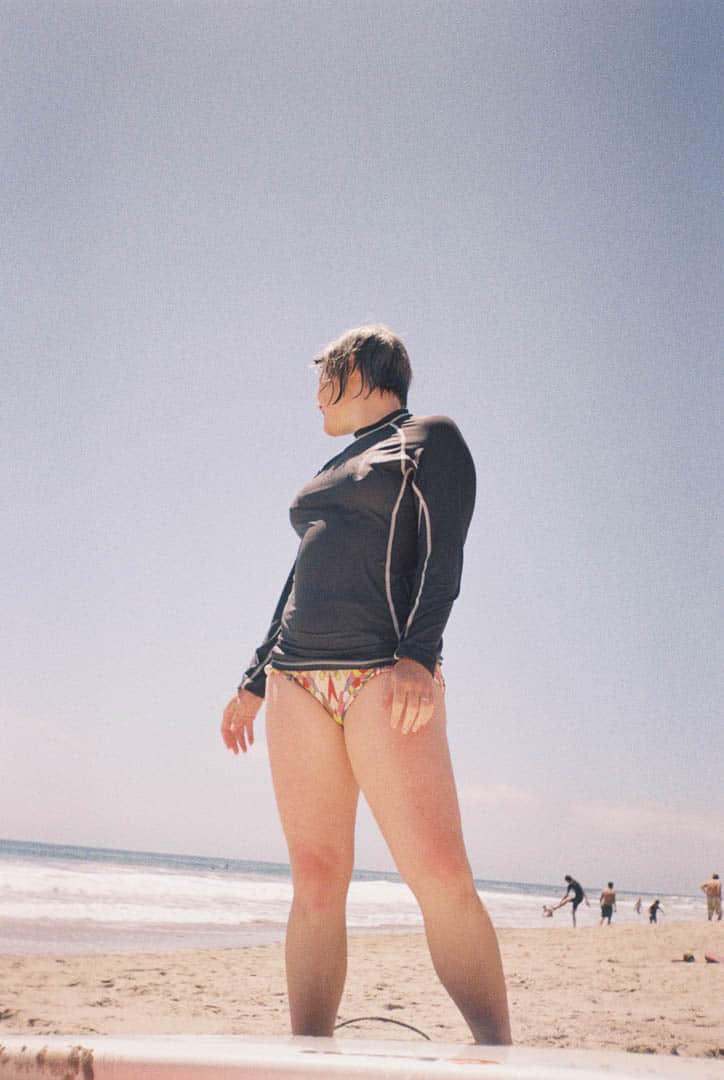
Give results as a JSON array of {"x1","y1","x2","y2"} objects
[{"x1": 389, "y1": 417, "x2": 476, "y2": 733}]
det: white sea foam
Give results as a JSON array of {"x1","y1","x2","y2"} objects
[
  {"x1": 1, "y1": 860, "x2": 292, "y2": 925},
  {"x1": 0, "y1": 842, "x2": 706, "y2": 954}
]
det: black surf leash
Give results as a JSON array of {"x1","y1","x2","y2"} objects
[{"x1": 334, "y1": 1016, "x2": 431, "y2": 1040}]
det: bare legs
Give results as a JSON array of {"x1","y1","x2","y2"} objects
[
  {"x1": 265, "y1": 674, "x2": 359, "y2": 1035},
  {"x1": 264, "y1": 670, "x2": 511, "y2": 1044},
  {"x1": 344, "y1": 673, "x2": 510, "y2": 1044}
]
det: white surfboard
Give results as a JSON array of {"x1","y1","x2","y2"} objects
[{"x1": 0, "y1": 1035, "x2": 720, "y2": 1079}]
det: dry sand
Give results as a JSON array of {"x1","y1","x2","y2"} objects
[{"x1": 1, "y1": 923, "x2": 723, "y2": 1060}]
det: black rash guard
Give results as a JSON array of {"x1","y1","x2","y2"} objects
[{"x1": 239, "y1": 407, "x2": 476, "y2": 698}]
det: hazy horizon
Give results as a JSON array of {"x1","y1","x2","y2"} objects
[{"x1": 0, "y1": 836, "x2": 699, "y2": 899}]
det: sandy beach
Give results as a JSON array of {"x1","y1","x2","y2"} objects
[{"x1": 1, "y1": 923, "x2": 723, "y2": 1060}]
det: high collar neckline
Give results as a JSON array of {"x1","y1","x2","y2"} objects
[{"x1": 354, "y1": 408, "x2": 410, "y2": 439}]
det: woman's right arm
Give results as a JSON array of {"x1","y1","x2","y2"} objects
[
  {"x1": 220, "y1": 563, "x2": 295, "y2": 755},
  {"x1": 237, "y1": 561, "x2": 296, "y2": 698}
]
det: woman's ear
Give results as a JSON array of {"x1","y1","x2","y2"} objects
[{"x1": 346, "y1": 355, "x2": 365, "y2": 398}]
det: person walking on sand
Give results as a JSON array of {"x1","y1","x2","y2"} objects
[
  {"x1": 649, "y1": 899, "x2": 664, "y2": 923},
  {"x1": 546, "y1": 875, "x2": 590, "y2": 927},
  {"x1": 220, "y1": 325, "x2": 511, "y2": 1045},
  {"x1": 700, "y1": 873, "x2": 722, "y2": 921},
  {"x1": 634, "y1": 897, "x2": 642, "y2": 914},
  {"x1": 599, "y1": 881, "x2": 617, "y2": 926}
]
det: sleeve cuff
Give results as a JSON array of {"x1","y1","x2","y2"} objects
[
  {"x1": 238, "y1": 676, "x2": 266, "y2": 699},
  {"x1": 394, "y1": 646, "x2": 439, "y2": 677}
]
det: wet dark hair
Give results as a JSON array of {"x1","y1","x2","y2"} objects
[
  {"x1": 314, "y1": 324, "x2": 412, "y2": 407},
  {"x1": 608, "y1": 882, "x2": 614, "y2": 888}
]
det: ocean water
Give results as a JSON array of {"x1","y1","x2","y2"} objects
[{"x1": 0, "y1": 839, "x2": 704, "y2": 955}]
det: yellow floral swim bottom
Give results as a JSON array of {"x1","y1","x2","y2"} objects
[{"x1": 265, "y1": 664, "x2": 444, "y2": 727}]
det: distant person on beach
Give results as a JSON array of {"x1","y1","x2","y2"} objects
[
  {"x1": 545, "y1": 875, "x2": 589, "y2": 926},
  {"x1": 634, "y1": 897, "x2": 642, "y2": 914},
  {"x1": 220, "y1": 325, "x2": 510, "y2": 1045},
  {"x1": 649, "y1": 899, "x2": 664, "y2": 923},
  {"x1": 599, "y1": 882, "x2": 617, "y2": 926},
  {"x1": 700, "y1": 873, "x2": 722, "y2": 921}
]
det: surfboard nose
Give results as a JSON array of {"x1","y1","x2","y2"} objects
[{"x1": 0, "y1": 1035, "x2": 721, "y2": 1079}]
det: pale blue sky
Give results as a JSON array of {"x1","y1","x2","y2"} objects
[{"x1": 3, "y1": 1, "x2": 721, "y2": 894}]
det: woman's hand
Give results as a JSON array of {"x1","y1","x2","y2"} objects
[
  {"x1": 221, "y1": 689, "x2": 263, "y2": 754},
  {"x1": 386, "y1": 658, "x2": 435, "y2": 735}
]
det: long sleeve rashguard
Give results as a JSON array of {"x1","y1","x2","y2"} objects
[{"x1": 239, "y1": 408, "x2": 476, "y2": 698}]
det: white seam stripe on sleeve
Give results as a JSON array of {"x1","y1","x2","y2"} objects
[
  {"x1": 244, "y1": 644, "x2": 277, "y2": 684},
  {"x1": 385, "y1": 423, "x2": 411, "y2": 639},
  {"x1": 404, "y1": 477, "x2": 432, "y2": 636}
]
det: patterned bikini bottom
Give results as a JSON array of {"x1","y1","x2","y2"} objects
[{"x1": 265, "y1": 664, "x2": 444, "y2": 727}]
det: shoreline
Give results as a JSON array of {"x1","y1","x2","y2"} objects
[
  {"x1": 0, "y1": 919, "x2": 427, "y2": 957},
  {"x1": 1, "y1": 923, "x2": 723, "y2": 1058}
]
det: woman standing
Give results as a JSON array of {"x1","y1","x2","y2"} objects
[{"x1": 221, "y1": 325, "x2": 510, "y2": 1044}]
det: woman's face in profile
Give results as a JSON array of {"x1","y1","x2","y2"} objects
[
  {"x1": 316, "y1": 367, "x2": 362, "y2": 437},
  {"x1": 316, "y1": 371, "x2": 338, "y2": 409}
]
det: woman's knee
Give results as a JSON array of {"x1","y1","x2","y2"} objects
[
  {"x1": 403, "y1": 839, "x2": 476, "y2": 902},
  {"x1": 290, "y1": 843, "x2": 354, "y2": 913}
]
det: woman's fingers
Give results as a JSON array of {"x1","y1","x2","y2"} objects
[
  {"x1": 389, "y1": 661, "x2": 434, "y2": 735},
  {"x1": 221, "y1": 693, "x2": 258, "y2": 754},
  {"x1": 221, "y1": 701, "x2": 238, "y2": 754},
  {"x1": 221, "y1": 707, "x2": 241, "y2": 753},
  {"x1": 409, "y1": 695, "x2": 434, "y2": 734},
  {"x1": 389, "y1": 678, "x2": 407, "y2": 730},
  {"x1": 401, "y1": 692, "x2": 433, "y2": 735}
]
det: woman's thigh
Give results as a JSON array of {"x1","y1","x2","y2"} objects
[
  {"x1": 264, "y1": 673, "x2": 359, "y2": 882},
  {"x1": 343, "y1": 671, "x2": 472, "y2": 890}
]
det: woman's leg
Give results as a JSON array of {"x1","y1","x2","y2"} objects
[
  {"x1": 265, "y1": 673, "x2": 360, "y2": 1036},
  {"x1": 344, "y1": 673, "x2": 511, "y2": 1044}
]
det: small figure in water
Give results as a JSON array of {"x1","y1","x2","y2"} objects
[
  {"x1": 700, "y1": 873, "x2": 722, "y2": 922},
  {"x1": 649, "y1": 899, "x2": 664, "y2": 923},
  {"x1": 545, "y1": 875, "x2": 590, "y2": 926},
  {"x1": 599, "y1": 881, "x2": 616, "y2": 926}
]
